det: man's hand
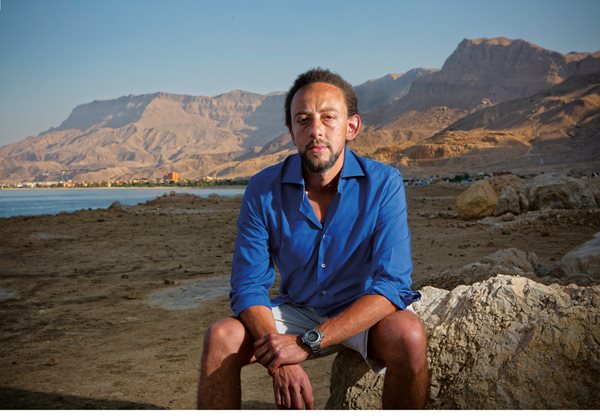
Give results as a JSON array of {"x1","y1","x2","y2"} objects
[
  {"x1": 254, "y1": 333, "x2": 310, "y2": 375},
  {"x1": 272, "y1": 364, "x2": 314, "y2": 409}
]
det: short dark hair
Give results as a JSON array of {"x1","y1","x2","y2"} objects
[{"x1": 285, "y1": 68, "x2": 359, "y2": 129}]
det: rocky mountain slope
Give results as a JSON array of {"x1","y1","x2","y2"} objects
[
  {"x1": 0, "y1": 91, "x2": 287, "y2": 182},
  {"x1": 371, "y1": 71, "x2": 600, "y2": 176},
  {"x1": 1, "y1": 37, "x2": 599, "y2": 183},
  {"x1": 355, "y1": 38, "x2": 600, "y2": 164},
  {"x1": 354, "y1": 68, "x2": 437, "y2": 112},
  {"x1": 375, "y1": 37, "x2": 600, "y2": 120}
]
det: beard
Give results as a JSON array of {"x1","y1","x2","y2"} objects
[{"x1": 300, "y1": 142, "x2": 343, "y2": 174}]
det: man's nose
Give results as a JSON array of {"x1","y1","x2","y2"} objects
[{"x1": 309, "y1": 118, "x2": 324, "y2": 139}]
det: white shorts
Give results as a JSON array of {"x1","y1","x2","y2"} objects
[{"x1": 271, "y1": 302, "x2": 415, "y2": 373}]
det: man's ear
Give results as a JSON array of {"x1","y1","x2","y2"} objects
[{"x1": 346, "y1": 114, "x2": 361, "y2": 142}]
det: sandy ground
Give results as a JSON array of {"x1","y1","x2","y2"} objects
[{"x1": 1, "y1": 184, "x2": 599, "y2": 409}]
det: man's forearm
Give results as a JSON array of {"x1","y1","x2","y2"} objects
[
  {"x1": 240, "y1": 305, "x2": 310, "y2": 374},
  {"x1": 239, "y1": 305, "x2": 278, "y2": 341},
  {"x1": 318, "y1": 294, "x2": 397, "y2": 349}
]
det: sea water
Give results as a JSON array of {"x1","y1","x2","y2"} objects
[{"x1": 0, "y1": 187, "x2": 245, "y2": 218}]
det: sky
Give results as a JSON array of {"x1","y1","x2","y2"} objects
[{"x1": 0, "y1": 0, "x2": 599, "y2": 147}]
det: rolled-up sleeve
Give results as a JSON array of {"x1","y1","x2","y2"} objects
[
  {"x1": 365, "y1": 172, "x2": 421, "y2": 309},
  {"x1": 229, "y1": 181, "x2": 274, "y2": 317}
]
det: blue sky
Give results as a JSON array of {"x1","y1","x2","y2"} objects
[{"x1": 0, "y1": 0, "x2": 599, "y2": 146}]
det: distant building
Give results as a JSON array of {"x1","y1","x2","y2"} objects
[{"x1": 163, "y1": 172, "x2": 180, "y2": 182}]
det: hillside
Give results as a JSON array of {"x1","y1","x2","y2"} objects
[
  {"x1": 381, "y1": 37, "x2": 600, "y2": 116},
  {"x1": 370, "y1": 72, "x2": 600, "y2": 176},
  {"x1": 1, "y1": 37, "x2": 599, "y2": 183},
  {"x1": 354, "y1": 68, "x2": 437, "y2": 112},
  {"x1": 356, "y1": 38, "x2": 600, "y2": 158},
  {"x1": 0, "y1": 91, "x2": 287, "y2": 182}
]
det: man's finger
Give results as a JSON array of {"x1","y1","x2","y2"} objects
[
  {"x1": 268, "y1": 356, "x2": 282, "y2": 374},
  {"x1": 258, "y1": 353, "x2": 274, "y2": 369},
  {"x1": 290, "y1": 385, "x2": 304, "y2": 409},
  {"x1": 274, "y1": 381, "x2": 282, "y2": 408},
  {"x1": 254, "y1": 335, "x2": 268, "y2": 348},
  {"x1": 281, "y1": 386, "x2": 291, "y2": 409},
  {"x1": 254, "y1": 342, "x2": 275, "y2": 366},
  {"x1": 301, "y1": 382, "x2": 315, "y2": 410},
  {"x1": 254, "y1": 343, "x2": 268, "y2": 360}
]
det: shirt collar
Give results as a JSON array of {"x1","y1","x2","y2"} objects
[{"x1": 281, "y1": 146, "x2": 365, "y2": 185}]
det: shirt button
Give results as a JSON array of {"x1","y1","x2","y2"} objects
[
  {"x1": 321, "y1": 290, "x2": 327, "y2": 295},
  {"x1": 321, "y1": 263, "x2": 326, "y2": 269}
]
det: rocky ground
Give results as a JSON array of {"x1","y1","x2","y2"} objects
[{"x1": 1, "y1": 182, "x2": 599, "y2": 409}]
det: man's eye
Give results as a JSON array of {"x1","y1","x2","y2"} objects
[{"x1": 296, "y1": 116, "x2": 309, "y2": 125}]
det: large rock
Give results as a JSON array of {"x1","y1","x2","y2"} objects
[
  {"x1": 456, "y1": 180, "x2": 498, "y2": 219},
  {"x1": 455, "y1": 174, "x2": 598, "y2": 219},
  {"x1": 325, "y1": 350, "x2": 385, "y2": 409},
  {"x1": 414, "y1": 248, "x2": 541, "y2": 291},
  {"x1": 528, "y1": 173, "x2": 598, "y2": 210},
  {"x1": 552, "y1": 231, "x2": 600, "y2": 285},
  {"x1": 479, "y1": 248, "x2": 539, "y2": 272},
  {"x1": 489, "y1": 175, "x2": 529, "y2": 216},
  {"x1": 494, "y1": 185, "x2": 522, "y2": 216},
  {"x1": 327, "y1": 275, "x2": 600, "y2": 409}
]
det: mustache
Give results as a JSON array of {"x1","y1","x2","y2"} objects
[{"x1": 305, "y1": 140, "x2": 331, "y2": 150}]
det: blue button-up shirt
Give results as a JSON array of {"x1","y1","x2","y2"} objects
[{"x1": 230, "y1": 148, "x2": 420, "y2": 318}]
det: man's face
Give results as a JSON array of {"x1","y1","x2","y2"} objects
[{"x1": 289, "y1": 82, "x2": 360, "y2": 174}]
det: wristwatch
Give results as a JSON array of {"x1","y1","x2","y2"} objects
[{"x1": 300, "y1": 328, "x2": 325, "y2": 357}]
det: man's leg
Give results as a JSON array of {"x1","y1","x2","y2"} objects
[
  {"x1": 197, "y1": 317, "x2": 255, "y2": 409},
  {"x1": 367, "y1": 310, "x2": 428, "y2": 409}
]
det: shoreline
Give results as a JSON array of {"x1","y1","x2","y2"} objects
[
  {"x1": 0, "y1": 185, "x2": 248, "y2": 191},
  {"x1": 0, "y1": 186, "x2": 246, "y2": 219}
]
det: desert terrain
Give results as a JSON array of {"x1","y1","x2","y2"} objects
[{"x1": 1, "y1": 182, "x2": 599, "y2": 409}]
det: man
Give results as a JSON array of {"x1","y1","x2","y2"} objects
[{"x1": 198, "y1": 68, "x2": 428, "y2": 410}]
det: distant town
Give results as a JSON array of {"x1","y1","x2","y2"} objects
[
  {"x1": 1, "y1": 169, "x2": 564, "y2": 189},
  {"x1": 0, "y1": 172, "x2": 249, "y2": 189}
]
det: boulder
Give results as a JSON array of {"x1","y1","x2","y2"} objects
[
  {"x1": 552, "y1": 231, "x2": 600, "y2": 285},
  {"x1": 414, "y1": 248, "x2": 541, "y2": 290},
  {"x1": 456, "y1": 181, "x2": 497, "y2": 219},
  {"x1": 488, "y1": 175, "x2": 529, "y2": 215},
  {"x1": 327, "y1": 275, "x2": 600, "y2": 409},
  {"x1": 528, "y1": 173, "x2": 597, "y2": 210},
  {"x1": 479, "y1": 248, "x2": 539, "y2": 273},
  {"x1": 108, "y1": 201, "x2": 124, "y2": 211},
  {"x1": 494, "y1": 186, "x2": 521, "y2": 215},
  {"x1": 325, "y1": 350, "x2": 385, "y2": 409}
]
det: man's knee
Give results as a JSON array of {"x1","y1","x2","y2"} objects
[
  {"x1": 202, "y1": 317, "x2": 252, "y2": 362},
  {"x1": 370, "y1": 311, "x2": 427, "y2": 371}
]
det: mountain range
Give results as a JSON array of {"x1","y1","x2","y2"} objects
[{"x1": 1, "y1": 37, "x2": 599, "y2": 183}]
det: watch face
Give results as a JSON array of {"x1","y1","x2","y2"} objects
[{"x1": 306, "y1": 330, "x2": 319, "y2": 343}]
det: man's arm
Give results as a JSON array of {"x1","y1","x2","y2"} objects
[
  {"x1": 239, "y1": 305, "x2": 278, "y2": 340},
  {"x1": 318, "y1": 294, "x2": 396, "y2": 348},
  {"x1": 255, "y1": 294, "x2": 396, "y2": 373}
]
